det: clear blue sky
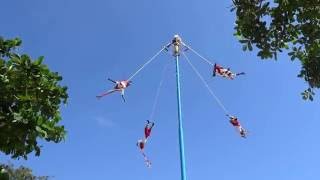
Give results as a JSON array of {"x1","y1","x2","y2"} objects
[{"x1": 1, "y1": 0, "x2": 320, "y2": 179}]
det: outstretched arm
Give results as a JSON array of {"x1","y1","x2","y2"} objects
[
  {"x1": 108, "y1": 78, "x2": 117, "y2": 84},
  {"x1": 165, "y1": 42, "x2": 172, "y2": 48},
  {"x1": 236, "y1": 72, "x2": 245, "y2": 76},
  {"x1": 164, "y1": 43, "x2": 172, "y2": 52},
  {"x1": 226, "y1": 114, "x2": 234, "y2": 119},
  {"x1": 96, "y1": 89, "x2": 117, "y2": 99}
]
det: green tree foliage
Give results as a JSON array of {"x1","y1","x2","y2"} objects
[
  {"x1": 231, "y1": 0, "x2": 320, "y2": 100},
  {"x1": 0, "y1": 37, "x2": 68, "y2": 159},
  {"x1": 0, "y1": 163, "x2": 49, "y2": 180}
]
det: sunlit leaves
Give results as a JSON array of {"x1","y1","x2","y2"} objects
[
  {"x1": 0, "y1": 37, "x2": 68, "y2": 159},
  {"x1": 0, "y1": 163, "x2": 49, "y2": 180}
]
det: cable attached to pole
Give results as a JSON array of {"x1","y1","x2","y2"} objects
[
  {"x1": 149, "y1": 61, "x2": 170, "y2": 120},
  {"x1": 183, "y1": 43, "x2": 215, "y2": 66},
  {"x1": 182, "y1": 52, "x2": 229, "y2": 115},
  {"x1": 128, "y1": 47, "x2": 166, "y2": 81}
]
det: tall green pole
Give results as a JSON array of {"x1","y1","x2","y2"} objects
[{"x1": 173, "y1": 34, "x2": 187, "y2": 180}]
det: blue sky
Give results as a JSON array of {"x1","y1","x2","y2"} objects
[{"x1": 1, "y1": 0, "x2": 320, "y2": 179}]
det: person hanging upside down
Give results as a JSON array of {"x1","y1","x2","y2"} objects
[
  {"x1": 213, "y1": 63, "x2": 245, "y2": 80},
  {"x1": 136, "y1": 138, "x2": 152, "y2": 168},
  {"x1": 96, "y1": 78, "x2": 132, "y2": 102},
  {"x1": 227, "y1": 115, "x2": 247, "y2": 138},
  {"x1": 137, "y1": 120, "x2": 155, "y2": 149},
  {"x1": 144, "y1": 120, "x2": 155, "y2": 139},
  {"x1": 137, "y1": 138, "x2": 147, "y2": 151},
  {"x1": 137, "y1": 121, "x2": 155, "y2": 168}
]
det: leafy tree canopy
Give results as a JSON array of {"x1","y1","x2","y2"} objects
[
  {"x1": 0, "y1": 163, "x2": 49, "y2": 180},
  {"x1": 231, "y1": 0, "x2": 320, "y2": 100},
  {"x1": 0, "y1": 37, "x2": 68, "y2": 159}
]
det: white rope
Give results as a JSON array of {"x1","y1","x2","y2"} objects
[
  {"x1": 128, "y1": 47, "x2": 165, "y2": 81},
  {"x1": 183, "y1": 42, "x2": 214, "y2": 66},
  {"x1": 149, "y1": 61, "x2": 170, "y2": 120},
  {"x1": 182, "y1": 52, "x2": 229, "y2": 115}
]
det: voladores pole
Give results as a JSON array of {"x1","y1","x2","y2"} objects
[{"x1": 171, "y1": 34, "x2": 187, "y2": 180}]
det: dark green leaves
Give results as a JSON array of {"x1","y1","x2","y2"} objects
[
  {"x1": 0, "y1": 37, "x2": 68, "y2": 159},
  {"x1": 231, "y1": 0, "x2": 320, "y2": 100},
  {"x1": 0, "y1": 37, "x2": 21, "y2": 58},
  {"x1": 302, "y1": 88, "x2": 315, "y2": 101}
]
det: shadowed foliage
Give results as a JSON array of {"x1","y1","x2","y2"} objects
[{"x1": 231, "y1": 0, "x2": 320, "y2": 100}]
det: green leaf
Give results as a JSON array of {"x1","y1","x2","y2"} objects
[
  {"x1": 248, "y1": 42, "x2": 253, "y2": 51},
  {"x1": 284, "y1": 43, "x2": 289, "y2": 49},
  {"x1": 34, "y1": 56, "x2": 44, "y2": 65},
  {"x1": 13, "y1": 113, "x2": 23, "y2": 122},
  {"x1": 36, "y1": 126, "x2": 48, "y2": 138},
  {"x1": 309, "y1": 95, "x2": 314, "y2": 101},
  {"x1": 242, "y1": 45, "x2": 248, "y2": 51},
  {"x1": 239, "y1": 39, "x2": 248, "y2": 43}
]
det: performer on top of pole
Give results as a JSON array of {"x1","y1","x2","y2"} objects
[{"x1": 165, "y1": 35, "x2": 183, "y2": 56}]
